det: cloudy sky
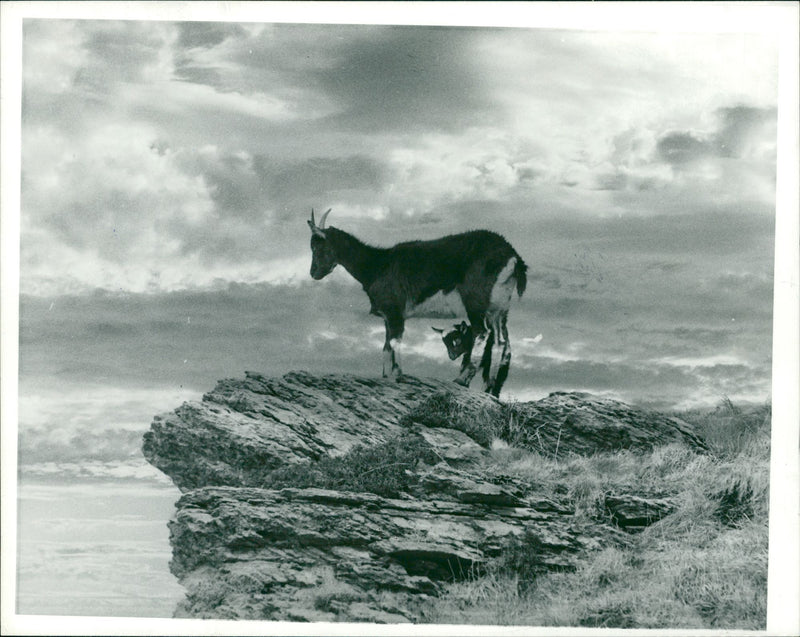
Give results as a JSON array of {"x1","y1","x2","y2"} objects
[
  {"x1": 19, "y1": 17, "x2": 780, "y2": 295},
  {"x1": 16, "y1": 11, "x2": 781, "y2": 409}
]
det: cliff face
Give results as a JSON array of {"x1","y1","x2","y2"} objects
[{"x1": 143, "y1": 371, "x2": 707, "y2": 622}]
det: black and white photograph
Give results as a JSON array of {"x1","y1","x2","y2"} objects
[{"x1": 2, "y1": 2, "x2": 798, "y2": 635}]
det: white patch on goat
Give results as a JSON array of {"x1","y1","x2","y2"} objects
[
  {"x1": 489, "y1": 256, "x2": 517, "y2": 311},
  {"x1": 405, "y1": 289, "x2": 467, "y2": 319},
  {"x1": 389, "y1": 337, "x2": 403, "y2": 376},
  {"x1": 382, "y1": 346, "x2": 393, "y2": 378}
]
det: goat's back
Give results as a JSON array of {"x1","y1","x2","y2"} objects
[
  {"x1": 387, "y1": 230, "x2": 525, "y2": 310},
  {"x1": 391, "y1": 230, "x2": 518, "y2": 273}
]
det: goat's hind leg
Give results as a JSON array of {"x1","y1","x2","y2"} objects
[
  {"x1": 492, "y1": 318, "x2": 512, "y2": 397},
  {"x1": 477, "y1": 314, "x2": 504, "y2": 396},
  {"x1": 479, "y1": 329, "x2": 494, "y2": 395}
]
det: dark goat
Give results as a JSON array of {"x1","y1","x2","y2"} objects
[
  {"x1": 432, "y1": 320, "x2": 473, "y2": 361},
  {"x1": 433, "y1": 320, "x2": 512, "y2": 402},
  {"x1": 307, "y1": 208, "x2": 527, "y2": 396}
]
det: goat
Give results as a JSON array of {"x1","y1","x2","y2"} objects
[
  {"x1": 307, "y1": 208, "x2": 527, "y2": 397},
  {"x1": 433, "y1": 320, "x2": 513, "y2": 402},
  {"x1": 432, "y1": 321, "x2": 473, "y2": 361}
]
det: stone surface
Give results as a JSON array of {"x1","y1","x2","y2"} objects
[
  {"x1": 405, "y1": 389, "x2": 708, "y2": 459},
  {"x1": 143, "y1": 371, "x2": 461, "y2": 492},
  {"x1": 604, "y1": 494, "x2": 677, "y2": 532},
  {"x1": 168, "y1": 483, "x2": 624, "y2": 621},
  {"x1": 143, "y1": 371, "x2": 708, "y2": 622}
]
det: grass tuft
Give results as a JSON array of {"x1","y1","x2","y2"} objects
[
  {"x1": 262, "y1": 434, "x2": 439, "y2": 498},
  {"x1": 423, "y1": 399, "x2": 770, "y2": 629},
  {"x1": 678, "y1": 399, "x2": 771, "y2": 459},
  {"x1": 402, "y1": 391, "x2": 508, "y2": 447},
  {"x1": 492, "y1": 530, "x2": 560, "y2": 592}
]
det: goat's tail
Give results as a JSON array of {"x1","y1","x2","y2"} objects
[{"x1": 514, "y1": 256, "x2": 528, "y2": 297}]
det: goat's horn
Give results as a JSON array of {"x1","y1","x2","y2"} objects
[
  {"x1": 431, "y1": 326, "x2": 444, "y2": 334},
  {"x1": 319, "y1": 208, "x2": 332, "y2": 229},
  {"x1": 308, "y1": 208, "x2": 327, "y2": 237}
]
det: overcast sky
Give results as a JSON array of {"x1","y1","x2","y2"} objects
[
  {"x1": 17, "y1": 15, "x2": 780, "y2": 408},
  {"x1": 20, "y1": 18, "x2": 778, "y2": 294}
]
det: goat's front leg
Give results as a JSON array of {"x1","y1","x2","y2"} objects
[
  {"x1": 454, "y1": 351, "x2": 477, "y2": 386},
  {"x1": 456, "y1": 323, "x2": 488, "y2": 387},
  {"x1": 382, "y1": 313, "x2": 405, "y2": 380}
]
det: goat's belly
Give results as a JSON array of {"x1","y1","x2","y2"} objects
[{"x1": 405, "y1": 290, "x2": 467, "y2": 319}]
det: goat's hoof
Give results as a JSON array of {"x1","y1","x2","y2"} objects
[{"x1": 453, "y1": 378, "x2": 470, "y2": 387}]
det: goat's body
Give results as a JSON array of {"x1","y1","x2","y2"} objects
[
  {"x1": 308, "y1": 213, "x2": 527, "y2": 397},
  {"x1": 358, "y1": 230, "x2": 521, "y2": 322}
]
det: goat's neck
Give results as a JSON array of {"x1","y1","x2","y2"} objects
[{"x1": 327, "y1": 228, "x2": 384, "y2": 287}]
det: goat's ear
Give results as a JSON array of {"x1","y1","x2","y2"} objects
[{"x1": 431, "y1": 326, "x2": 444, "y2": 334}]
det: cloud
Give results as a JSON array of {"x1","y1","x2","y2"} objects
[
  {"x1": 179, "y1": 23, "x2": 495, "y2": 133},
  {"x1": 128, "y1": 79, "x2": 299, "y2": 123},
  {"x1": 79, "y1": 21, "x2": 172, "y2": 85},
  {"x1": 255, "y1": 154, "x2": 389, "y2": 215},
  {"x1": 176, "y1": 21, "x2": 249, "y2": 50},
  {"x1": 21, "y1": 122, "x2": 379, "y2": 291},
  {"x1": 171, "y1": 147, "x2": 388, "y2": 224},
  {"x1": 313, "y1": 26, "x2": 494, "y2": 133},
  {"x1": 22, "y1": 20, "x2": 89, "y2": 97},
  {"x1": 656, "y1": 105, "x2": 777, "y2": 167},
  {"x1": 715, "y1": 105, "x2": 777, "y2": 160},
  {"x1": 17, "y1": 383, "x2": 197, "y2": 470},
  {"x1": 657, "y1": 132, "x2": 712, "y2": 166},
  {"x1": 20, "y1": 119, "x2": 221, "y2": 292},
  {"x1": 23, "y1": 20, "x2": 175, "y2": 130},
  {"x1": 19, "y1": 426, "x2": 143, "y2": 464}
]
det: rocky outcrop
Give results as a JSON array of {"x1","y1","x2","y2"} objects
[
  {"x1": 169, "y1": 484, "x2": 623, "y2": 622},
  {"x1": 143, "y1": 372, "x2": 468, "y2": 491},
  {"x1": 404, "y1": 389, "x2": 708, "y2": 458},
  {"x1": 143, "y1": 371, "x2": 707, "y2": 622}
]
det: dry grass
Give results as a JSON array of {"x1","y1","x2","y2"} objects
[
  {"x1": 679, "y1": 398, "x2": 771, "y2": 459},
  {"x1": 262, "y1": 434, "x2": 439, "y2": 497},
  {"x1": 423, "y1": 399, "x2": 771, "y2": 629}
]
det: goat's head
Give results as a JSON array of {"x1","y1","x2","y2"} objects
[
  {"x1": 307, "y1": 208, "x2": 336, "y2": 280},
  {"x1": 432, "y1": 321, "x2": 473, "y2": 360}
]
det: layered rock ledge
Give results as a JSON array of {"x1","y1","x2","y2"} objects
[{"x1": 143, "y1": 371, "x2": 708, "y2": 622}]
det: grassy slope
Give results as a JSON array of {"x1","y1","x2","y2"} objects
[{"x1": 422, "y1": 401, "x2": 771, "y2": 629}]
